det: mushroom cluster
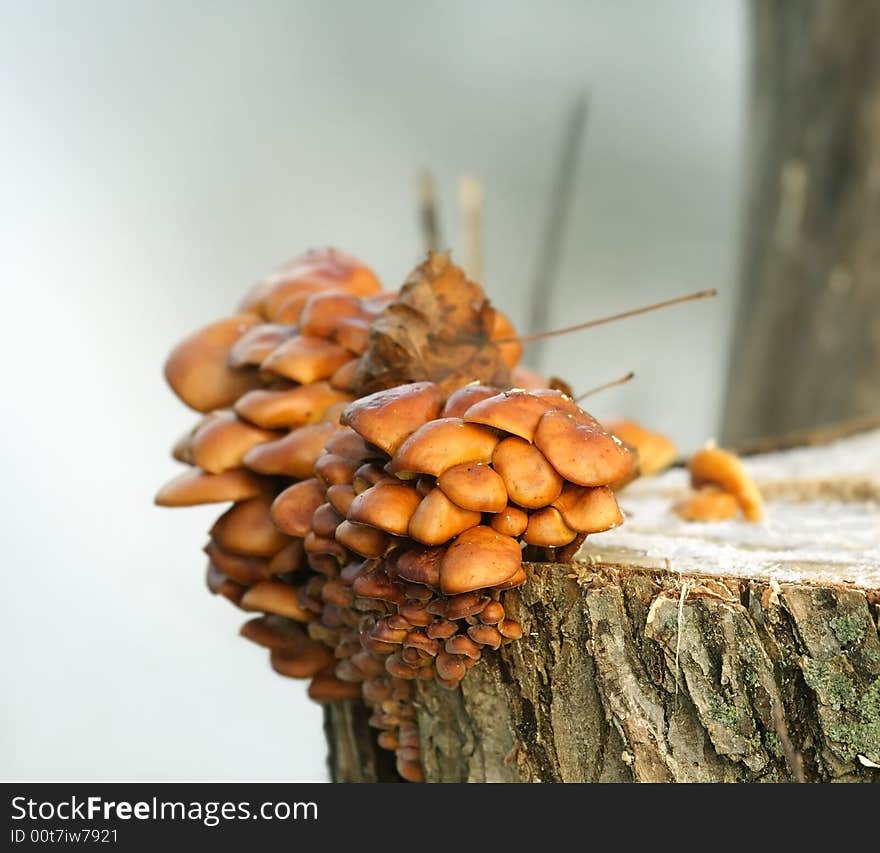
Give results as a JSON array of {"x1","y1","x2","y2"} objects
[{"x1": 156, "y1": 248, "x2": 634, "y2": 781}]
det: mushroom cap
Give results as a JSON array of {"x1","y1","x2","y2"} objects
[
  {"x1": 322, "y1": 426, "x2": 378, "y2": 460},
  {"x1": 299, "y1": 290, "x2": 366, "y2": 338},
  {"x1": 154, "y1": 467, "x2": 264, "y2": 507},
  {"x1": 468, "y1": 623, "x2": 502, "y2": 649},
  {"x1": 388, "y1": 418, "x2": 500, "y2": 478},
  {"x1": 491, "y1": 435, "x2": 563, "y2": 508},
  {"x1": 235, "y1": 382, "x2": 352, "y2": 429},
  {"x1": 479, "y1": 600, "x2": 505, "y2": 625},
  {"x1": 164, "y1": 314, "x2": 262, "y2": 412},
  {"x1": 499, "y1": 618, "x2": 524, "y2": 639},
  {"x1": 243, "y1": 421, "x2": 338, "y2": 479},
  {"x1": 434, "y1": 651, "x2": 467, "y2": 682},
  {"x1": 394, "y1": 546, "x2": 444, "y2": 588},
  {"x1": 437, "y1": 462, "x2": 507, "y2": 513},
  {"x1": 445, "y1": 591, "x2": 490, "y2": 620},
  {"x1": 335, "y1": 520, "x2": 390, "y2": 558},
  {"x1": 239, "y1": 615, "x2": 308, "y2": 649},
  {"x1": 239, "y1": 580, "x2": 313, "y2": 622},
  {"x1": 329, "y1": 357, "x2": 361, "y2": 392},
  {"x1": 408, "y1": 488, "x2": 482, "y2": 545},
  {"x1": 326, "y1": 483, "x2": 357, "y2": 516},
  {"x1": 261, "y1": 335, "x2": 354, "y2": 384},
  {"x1": 266, "y1": 539, "x2": 305, "y2": 574},
  {"x1": 347, "y1": 481, "x2": 422, "y2": 536},
  {"x1": 210, "y1": 495, "x2": 291, "y2": 556},
  {"x1": 310, "y1": 502, "x2": 344, "y2": 539},
  {"x1": 426, "y1": 618, "x2": 458, "y2": 640},
  {"x1": 441, "y1": 384, "x2": 499, "y2": 418},
  {"x1": 352, "y1": 569, "x2": 403, "y2": 603},
  {"x1": 689, "y1": 446, "x2": 763, "y2": 521},
  {"x1": 489, "y1": 504, "x2": 529, "y2": 537},
  {"x1": 227, "y1": 322, "x2": 297, "y2": 368},
  {"x1": 495, "y1": 566, "x2": 527, "y2": 590},
  {"x1": 534, "y1": 409, "x2": 634, "y2": 487},
  {"x1": 463, "y1": 390, "x2": 553, "y2": 442},
  {"x1": 608, "y1": 419, "x2": 677, "y2": 477},
  {"x1": 307, "y1": 668, "x2": 363, "y2": 702},
  {"x1": 674, "y1": 484, "x2": 741, "y2": 522},
  {"x1": 552, "y1": 484, "x2": 624, "y2": 533},
  {"x1": 340, "y1": 381, "x2": 444, "y2": 455},
  {"x1": 270, "y1": 478, "x2": 326, "y2": 537},
  {"x1": 190, "y1": 411, "x2": 280, "y2": 474},
  {"x1": 313, "y1": 452, "x2": 361, "y2": 487},
  {"x1": 439, "y1": 526, "x2": 521, "y2": 594},
  {"x1": 203, "y1": 540, "x2": 270, "y2": 585},
  {"x1": 270, "y1": 643, "x2": 335, "y2": 679},
  {"x1": 205, "y1": 563, "x2": 246, "y2": 606},
  {"x1": 352, "y1": 462, "x2": 396, "y2": 493},
  {"x1": 523, "y1": 506, "x2": 577, "y2": 546},
  {"x1": 334, "y1": 316, "x2": 371, "y2": 355},
  {"x1": 445, "y1": 634, "x2": 482, "y2": 659}
]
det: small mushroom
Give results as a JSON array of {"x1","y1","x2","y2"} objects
[
  {"x1": 389, "y1": 418, "x2": 500, "y2": 478},
  {"x1": 261, "y1": 335, "x2": 353, "y2": 384},
  {"x1": 437, "y1": 462, "x2": 507, "y2": 513},
  {"x1": 308, "y1": 668, "x2": 363, "y2": 701},
  {"x1": 335, "y1": 520, "x2": 390, "y2": 558},
  {"x1": 335, "y1": 316, "x2": 371, "y2": 355},
  {"x1": 270, "y1": 643, "x2": 334, "y2": 679},
  {"x1": 523, "y1": 506, "x2": 577, "y2": 546},
  {"x1": 240, "y1": 580, "x2": 313, "y2": 622},
  {"x1": 426, "y1": 618, "x2": 458, "y2": 640},
  {"x1": 352, "y1": 569, "x2": 403, "y2": 603},
  {"x1": 243, "y1": 421, "x2": 339, "y2": 479},
  {"x1": 403, "y1": 631, "x2": 441, "y2": 657},
  {"x1": 467, "y1": 624, "x2": 502, "y2": 649},
  {"x1": 479, "y1": 601, "x2": 505, "y2": 625},
  {"x1": 266, "y1": 539, "x2": 305, "y2": 574},
  {"x1": 489, "y1": 504, "x2": 529, "y2": 537},
  {"x1": 154, "y1": 467, "x2": 264, "y2": 506},
  {"x1": 164, "y1": 314, "x2": 262, "y2": 412},
  {"x1": 408, "y1": 488, "x2": 482, "y2": 545},
  {"x1": 210, "y1": 495, "x2": 291, "y2": 556},
  {"x1": 205, "y1": 563, "x2": 246, "y2": 606},
  {"x1": 491, "y1": 436, "x2": 563, "y2": 508},
  {"x1": 446, "y1": 591, "x2": 490, "y2": 620},
  {"x1": 396, "y1": 758, "x2": 424, "y2": 784},
  {"x1": 270, "y1": 478, "x2": 326, "y2": 537},
  {"x1": 298, "y1": 291, "x2": 365, "y2": 338},
  {"x1": 394, "y1": 546, "x2": 444, "y2": 588},
  {"x1": 329, "y1": 357, "x2": 361, "y2": 392},
  {"x1": 689, "y1": 445, "x2": 764, "y2": 522},
  {"x1": 326, "y1": 483, "x2": 357, "y2": 516},
  {"x1": 340, "y1": 381, "x2": 444, "y2": 455},
  {"x1": 441, "y1": 384, "x2": 499, "y2": 418},
  {"x1": 203, "y1": 540, "x2": 270, "y2": 585},
  {"x1": 434, "y1": 651, "x2": 466, "y2": 683},
  {"x1": 534, "y1": 409, "x2": 634, "y2": 487},
  {"x1": 304, "y1": 531, "x2": 348, "y2": 564},
  {"x1": 462, "y1": 390, "x2": 553, "y2": 442},
  {"x1": 323, "y1": 427, "x2": 378, "y2": 460},
  {"x1": 398, "y1": 601, "x2": 433, "y2": 627},
  {"x1": 674, "y1": 484, "x2": 740, "y2": 522},
  {"x1": 552, "y1": 484, "x2": 624, "y2": 533},
  {"x1": 348, "y1": 481, "x2": 422, "y2": 535},
  {"x1": 311, "y1": 502, "x2": 344, "y2": 538},
  {"x1": 239, "y1": 615, "x2": 307, "y2": 649},
  {"x1": 445, "y1": 635, "x2": 482, "y2": 660},
  {"x1": 499, "y1": 619, "x2": 524, "y2": 640},
  {"x1": 439, "y1": 526, "x2": 521, "y2": 595},
  {"x1": 227, "y1": 322, "x2": 297, "y2": 368},
  {"x1": 313, "y1": 452, "x2": 361, "y2": 487},
  {"x1": 235, "y1": 382, "x2": 352, "y2": 429},
  {"x1": 607, "y1": 419, "x2": 677, "y2": 477},
  {"x1": 190, "y1": 411, "x2": 280, "y2": 474}
]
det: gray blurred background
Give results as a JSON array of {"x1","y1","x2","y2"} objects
[{"x1": 0, "y1": 0, "x2": 745, "y2": 779}]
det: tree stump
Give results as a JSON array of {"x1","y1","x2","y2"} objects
[{"x1": 325, "y1": 430, "x2": 880, "y2": 782}]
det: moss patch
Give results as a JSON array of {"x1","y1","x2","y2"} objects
[{"x1": 830, "y1": 615, "x2": 866, "y2": 646}]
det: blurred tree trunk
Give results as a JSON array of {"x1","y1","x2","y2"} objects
[{"x1": 723, "y1": 0, "x2": 880, "y2": 444}]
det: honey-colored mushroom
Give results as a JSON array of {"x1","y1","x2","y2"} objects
[
  {"x1": 239, "y1": 615, "x2": 308, "y2": 649},
  {"x1": 489, "y1": 504, "x2": 529, "y2": 537},
  {"x1": 408, "y1": 488, "x2": 482, "y2": 545},
  {"x1": 190, "y1": 412, "x2": 280, "y2": 474},
  {"x1": 491, "y1": 435, "x2": 563, "y2": 508},
  {"x1": 441, "y1": 384, "x2": 499, "y2": 418},
  {"x1": 210, "y1": 495, "x2": 291, "y2": 556},
  {"x1": 266, "y1": 539, "x2": 305, "y2": 574},
  {"x1": 523, "y1": 506, "x2": 577, "y2": 546},
  {"x1": 261, "y1": 335, "x2": 353, "y2": 384},
  {"x1": 534, "y1": 409, "x2": 634, "y2": 487},
  {"x1": 164, "y1": 314, "x2": 262, "y2": 412},
  {"x1": 437, "y1": 462, "x2": 507, "y2": 513},
  {"x1": 388, "y1": 418, "x2": 500, "y2": 478},
  {"x1": 298, "y1": 291, "x2": 366, "y2": 338},
  {"x1": 203, "y1": 540, "x2": 270, "y2": 585},
  {"x1": 243, "y1": 421, "x2": 337, "y2": 479},
  {"x1": 270, "y1": 478, "x2": 326, "y2": 537},
  {"x1": 463, "y1": 390, "x2": 553, "y2": 442},
  {"x1": 468, "y1": 623, "x2": 502, "y2": 649},
  {"x1": 479, "y1": 601, "x2": 505, "y2": 625},
  {"x1": 341, "y1": 381, "x2": 444, "y2": 455},
  {"x1": 439, "y1": 526, "x2": 521, "y2": 595},
  {"x1": 205, "y1": 563, "x2": 246, "y2": 606},
  {"x1": 335, "y1": 520, "x2": 390, "y2": 558},
  {"x1": 326, "y1": 483, "x2": 357, "y2": 516},
  {"x1": 154, "y1": 468, "x2": 263, "y2": 507},
  {"x1": 313, "y1": 452, "x2": 361, "y2": 487},
  {"x1": 394, "y1": 546, "x2": 444, "y2": 588},
  {"x1": 689, "y1": 445, "x2": 764, "y2": 522},
  {"x1": 307, "y1": 668, "x2": 363, "y2": 701},
  {"x1": 235, "y1": 382, "x2": 352, "y2": 429},
  {"x1": 329, "y1": 358, "x2": 361, "y2": 392},
  {"x1": 239, "y1": 581, "x2": 313, "y2": 622},
  {"x1": 552, "y1": 484, "x2": 623, "y2": 533},
  {"x1": 348, "y1": 481, "x2": 422, "y2": 536},
  {"x1": 607, "y1": 419, "x2": 677, "y2": 477},
  {"x1": 270, "y1": 643, "x2": 334, "y2": 679},
  {"x1": 227, "y1": 322, "x2": 297, "y2": 368},
  {"x1": 674, "y1": 484, "x2": 740, "y2": 522}
]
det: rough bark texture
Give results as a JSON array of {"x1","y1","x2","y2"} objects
[
  {"x1": 323, "y1": 431, "x2": 880, "y2": 782},
  {"x1": 723, "y1": 0, "x2": 880, "y2": 444}
]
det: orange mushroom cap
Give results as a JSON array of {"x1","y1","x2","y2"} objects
[
  {"x1": 347, "y1": 481, "x2": 422, "y2": 536},
  {"x1": 243, "y1": 421, "x2": 338, "y2": 479},
  {"x1": 462, "y1": 389, "x2": 553, "y2": 442},
  {"x1": 408, "y1": 488, "x2": 482, "y2": 546},
  {"x1": 154, "y1": 467, "x2": 264, "y2": 507},
  {"x1": 388, "y1": 418, "x2": 500, "y2": 478},
  {"x1": 439, "y1": 526, "x2": 521, "y2": 595},
  {"x1": 523, "y1": 506, "x2": 577, "y2": 547},
  {"x1": 227, "y1": 322, "x2": 297, "y2": 369},
  {"x1": 552, "y1": 484, "x2": 624, "y2": 533},
  {"x1": 437, "y1": 462, "x2": 507, "y2": 513},
  {"x1": 688, "y1": 445, "x2": 764, "y2": 522},
  {"x1": 491, "y1": 435, "x2": 563, "y2": 508},
  {"x1": 239, "y1": 580, "x2": 314, "y2": 622},
  {"x1": 190, "y1": 411, "x2": 280, "y2": 474},
  {"x1": 235, "y1": 382, "x2": 352, "y2": 430},
  {"x1": 270, "y1": 478, "x2": 326, "y2": 537},
  {"x1": 261, "y1": 335, "x2": 353, "y2": 384},
  {"x1": 209, "y1": 495, "x2": 291, "y2": 557}
]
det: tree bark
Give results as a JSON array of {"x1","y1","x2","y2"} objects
[
  {"x1": 722, "y1": 0, "x2": 880, "y2": 444},
  {"x1": 324, "y1": 429, "x2": 880, "y2": 782}
]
